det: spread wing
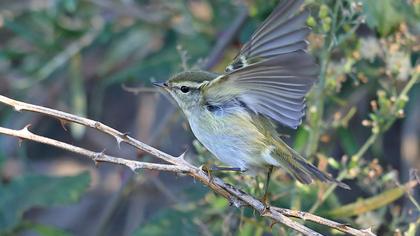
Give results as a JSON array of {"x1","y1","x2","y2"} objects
[{"x1": 205, "y1": 0, "x2": 318, "y2": 129}]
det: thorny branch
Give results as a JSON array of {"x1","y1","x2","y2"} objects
[{"x1": 0, "y1": 95, "x2": 375, "y2": 236}]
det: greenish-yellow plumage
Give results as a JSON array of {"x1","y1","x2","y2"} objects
[{"x1": 154, "y1": 0, "x2": 349, "y2": 190}]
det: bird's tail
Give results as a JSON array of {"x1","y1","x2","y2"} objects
[{"x1": 275, "y1": 142, "x2": 350, "y2": 190}]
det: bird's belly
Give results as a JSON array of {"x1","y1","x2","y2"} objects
[
  {"x1": 196, "y1": 132, "x2": 249, "y2": 170},
  {"x1": 188, "y1": 111, "x2": 265, "y2": 171}
]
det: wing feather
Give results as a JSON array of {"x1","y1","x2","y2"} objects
[
  {"x1": 207, "y1": 0, "x2": 317, "y2": 128},
  {"x1": 226, "y1": 0, "x2": 310, "y2": 72},
  {"x1": 249, "y1": 27, "x2": 310, "y2": 55}
]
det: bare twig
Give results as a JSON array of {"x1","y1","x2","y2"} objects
[
  {"x1": 0, "y1": 95, "x2": 374, "y2": 236},
  {"x1": 353, "y1": 71, "x2": 419, "y2": 162},
  {"x1": 0, "y1": 126, "x2": 187, "y2": 173},
  {"x1": 272, "y1": 207, "x2": 375, "y2": 236},
  {"x1": 309, "y1": 71, "x2": 419, "y2": 214}
]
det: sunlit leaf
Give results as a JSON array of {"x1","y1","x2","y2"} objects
[{"x1": 326, "y1": 181, "x2": 417, "y2": 218}]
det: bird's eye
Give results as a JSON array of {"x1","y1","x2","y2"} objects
[{"x1": 180, "y1": 86, "x2": 190, "y2": 93}]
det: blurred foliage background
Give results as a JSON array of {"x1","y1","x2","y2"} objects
[{"x1": 0, "y1": 0, "x2": 419, "y2": 235}]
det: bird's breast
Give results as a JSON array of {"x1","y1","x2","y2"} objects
[{"x1": 188, "y1": 106, "x2": 267, "y2": 171}]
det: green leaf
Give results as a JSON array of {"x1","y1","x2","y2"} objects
[
  {"x1": 362, "y1": 0, "x2": 404, "y2": 36},
  {"x1": 326, "y1": 181, "x2": 417, "y2": 218},
  {"x1": 293, "y1": 127, "x2": 309, "y2": 153},
  {"x1": 0, "y1": 172, "x2": 91, "y2": 232}
]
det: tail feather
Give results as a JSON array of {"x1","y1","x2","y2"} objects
[
  {"x1": 293, "y1": 153, "x2": 350, "y2": 189},
  {"x1": 276, "y1": 145, "x2": 350, "y2": 190}
]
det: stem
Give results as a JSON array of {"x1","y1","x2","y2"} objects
[
  {"x1": 352, "y1": 133, "x2": 379, "y2": 162},
  {"x1": 309, "y1": 171, "x2": 347, "y2": 214},
  {"x1": 305, "y1": 1, "x2": 340, "y2": 156},
  {"x1": 309, "y1": 72, "x2": 419, "y2": 213},
  {"x1": 354, "y1": 71, "x2": 419, "y2": 162},
  {"x1": 305, "y1": 50, "x2": 330, "y2": 156},
  {"x1": 273, "y1": 207, "x2": 373, "y2": 236}
]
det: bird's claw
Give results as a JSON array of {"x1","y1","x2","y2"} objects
[
  {"x1": 199, "y1": 164, "x2": 214, "y2": 183},
  {"x1": 261, "y1": 193, "x2": 271, "y2": 214}
]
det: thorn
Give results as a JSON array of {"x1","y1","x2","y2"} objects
[
  {"x1": 59, "y1": 119, "x2": 68, "y2": 131},
  {"x1": 128, "y1": 165, "x2": 137, "y2": 173},
  {"x1": 115, "y1": 136, "x2": 123, "y2": 149},
  {"x1": 270, "y1": 220, "x2": 277, "y2": 229},
  {"x1": 115, "y1": 132, "x2": 129, "y2": 149},
  {"x1": 178, "y1": 149, "x2": 188, "y2": 160},
  {"x1": 121, "y1": 132, "x2": 130, "y2": 137},
  {"x1": 92, "y1": 149, "x2": 105, "y2": 166},
  {"x1": 22, "y1": 124, "x2": 32, "y2": 132},
  {"x1": 14, "y1": 105, "x2": 23, "y2": 112}
]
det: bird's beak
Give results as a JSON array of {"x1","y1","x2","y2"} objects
[{"x1": 152, "y1": 82, "x2": 166, "y2": 88}]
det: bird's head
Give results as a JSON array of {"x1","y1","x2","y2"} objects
[{"x1": 153, "y1": 71, "x2": 218, "y2": 115}]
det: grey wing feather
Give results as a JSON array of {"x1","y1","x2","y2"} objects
[
  {"x1": 226, "y1": 0, "x2": 310, "y2": 72},
  {"x1": 220, "y1": 0, "x2": 318, "y2": 128},
  {"x1": 226, "y1": 51, "x2": 318, "y2": 128}
]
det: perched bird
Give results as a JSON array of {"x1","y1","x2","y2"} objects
[{"x1": 153, "y1": 0, "x2": 350, "y2": 196}]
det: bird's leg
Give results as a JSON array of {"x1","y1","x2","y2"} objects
[
  {"x1": 200, "y1": 164, "x2": 243, "y2": 182},
  {"x1": 262, "y1": 165, "x2": 274, "y2": 211},
  {"x1": 208, "y1": 165, "x2": 243, "y2": 172}
]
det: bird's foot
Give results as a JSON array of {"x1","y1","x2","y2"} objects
[
  {"x1": 199, "y1": 164, "x2": 214, "y2": 183},
  {"x1": 261, "y1": 192, "x2": 271, "y2": 214}
]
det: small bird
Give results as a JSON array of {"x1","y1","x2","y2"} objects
[{"x1": 153, "y1": 0, "x2": 349, "y2": 196}]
